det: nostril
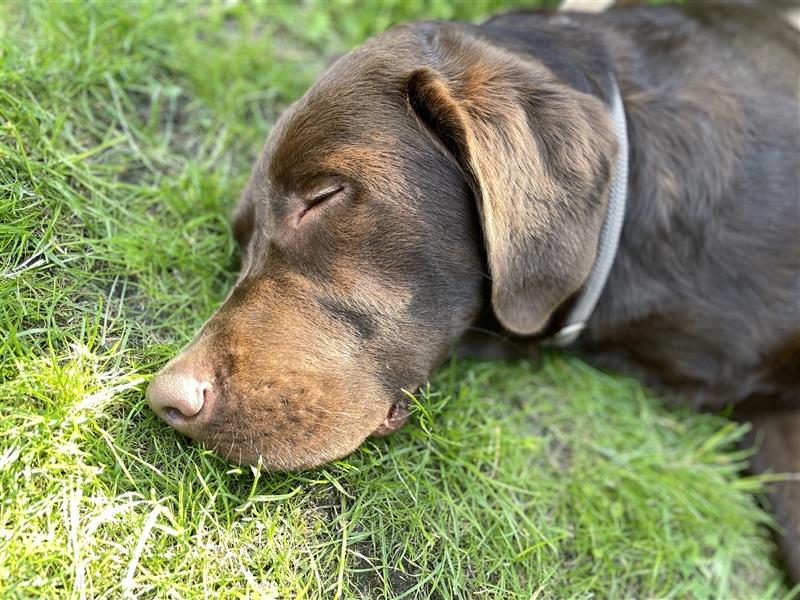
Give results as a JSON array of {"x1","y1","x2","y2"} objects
[
  {"x1": 163, "y1": 406, "x2": 183, "y2": 422},
  {"x1": 146, "y1": 374, "x2": 211, "y2": 423},
  {"x1": 200, "y1": 382, "x2": 212, "y2": 406}
]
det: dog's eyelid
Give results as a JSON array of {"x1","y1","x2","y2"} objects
[
  {"x1": 295, "y1": 184, "x2": 347, "y2": 225},
  {"x1": 306, "y1": 184, "x2": 346, "y2": 207}
]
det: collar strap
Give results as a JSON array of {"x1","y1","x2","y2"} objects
[{"x1": 546, "y1": 79, "x2": 629, "y2": 347}]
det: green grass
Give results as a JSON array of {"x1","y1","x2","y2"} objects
[{"x1": 0, "y1": 1, "x2": 791, "y2": 597}]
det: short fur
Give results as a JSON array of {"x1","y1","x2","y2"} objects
[{"x1": 148, "y1": 4, "x2": 799, "y2": 580}]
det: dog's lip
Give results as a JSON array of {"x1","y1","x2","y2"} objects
[{"x1": 370, "y1": 398, "x2": 411, "y2": 437}]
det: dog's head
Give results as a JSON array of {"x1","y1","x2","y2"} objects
[{"x1": 146, "y1": 23, "x2": 617, "y2": 469}]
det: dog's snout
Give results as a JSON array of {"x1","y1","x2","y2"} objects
[{"x1": 146, "y1": 371, "x2": 211, "y2": 427}]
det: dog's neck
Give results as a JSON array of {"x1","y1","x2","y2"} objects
[
  {"x1": 561, "y1": 11, "x2": 758, "y2": 351},
  {"x1": 546, "y1": 79, "x2": 629, "y2": 347}
]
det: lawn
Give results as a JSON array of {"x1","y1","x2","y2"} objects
[{"x1": 0, "y1": 1, "x2": 791, "y2": 598}]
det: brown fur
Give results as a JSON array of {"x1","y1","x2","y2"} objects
[{"x1": 148, "y1": 4, "x2": 799, "y2": 579}]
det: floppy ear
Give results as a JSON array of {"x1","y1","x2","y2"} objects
[
  {"x1": 231, "y1": 196, "x2": 255, "y2": 251},
  {"x1": 230, "y1": 173, "x2": 260, "y2": 275},
  {"x1": 407, "y1": 33, "x2": 617, "y2": 335}
]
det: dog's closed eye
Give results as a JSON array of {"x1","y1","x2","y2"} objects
[{"x1": 296, "y1": 184, "x2": 345, "y2": 225}]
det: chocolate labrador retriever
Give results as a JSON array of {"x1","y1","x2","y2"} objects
[{"x1": 146, "y1": 3, "x2": 800, "y2": 580}]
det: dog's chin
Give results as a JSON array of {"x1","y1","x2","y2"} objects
[
  {"x1": 206, "y1": 404, "x2": 413, "y2": 467},
  {"x1": 370, "y1": 399, "x2": 411, "y2": 437}
]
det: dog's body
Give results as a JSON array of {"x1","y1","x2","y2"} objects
[
  {"x1": 459, "y1": 5, "x2": 800, "y2": 411},
  {"x1": 147, "y1": 4, "x2": 800, "y2": 580}
]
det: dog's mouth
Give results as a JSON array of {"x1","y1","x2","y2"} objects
[{"x1": 371, "y1": 398, "x2": 411, "y2": 436}]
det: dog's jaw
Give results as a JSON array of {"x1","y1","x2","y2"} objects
[{"x1": 371, "y1": 398, "x2": 411, "y2": 436}]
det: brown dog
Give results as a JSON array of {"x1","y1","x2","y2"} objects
[{"x1": 146, "y1": 4, "x2": 800, "y2": 580}]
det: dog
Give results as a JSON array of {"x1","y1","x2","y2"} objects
[{"x1": 146, "y1": 3, "x2": 800, "y2": 581}]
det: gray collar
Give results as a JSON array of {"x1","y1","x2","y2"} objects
[{"x1": 547, "y1": 80, "x2": 629, "y2": 347}]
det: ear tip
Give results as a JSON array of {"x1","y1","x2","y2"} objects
[
  {"x1": 492, "y1": 292, "x2": 552, "y2": 336},
  {"x1": 496, "y1": 315, "x2": 546, "y2": 337}
]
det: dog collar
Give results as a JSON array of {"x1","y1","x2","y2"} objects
[{"x1": 547, "y1": 80, "x2": 629, "y2": 347}]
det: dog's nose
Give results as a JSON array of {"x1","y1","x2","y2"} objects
[{"x1": 146, "y1": 372, "x2": 211, "y2": 426}]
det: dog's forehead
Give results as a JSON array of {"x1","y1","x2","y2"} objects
[
  {"x1": 261, "y1": 27, "x2": 445, "y2": 180},
  {"x1": 266, "y1": 81, "x2": 402, "y2": 188}
]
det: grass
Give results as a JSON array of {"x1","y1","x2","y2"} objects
[{"x1": 0, "y1": 1, "x2": 792, "y2": 597}]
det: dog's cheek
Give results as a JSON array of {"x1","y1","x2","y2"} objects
[
  {"x1": 256, "y1": 382, "x2": 390, "y2": 470},
  {"x1": 208, "y1": 370, "x2": 388, "y2": 470},
  {"x1": 192, "y1": 258, "x2": 421, "y2": 470}
]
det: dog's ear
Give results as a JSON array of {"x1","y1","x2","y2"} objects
[
  {"x1": 233, "y1": 151, "x2": 272, "y2": 262},
  {"x1": 406, "y1": 34, "x2": 617, "y2": 335},
  {"x1": 231, "y1": 179, "x2": 258, "y2": 273},
  {"x1": 231, "y1": 197, "x2": 255, "y2": 250}
]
